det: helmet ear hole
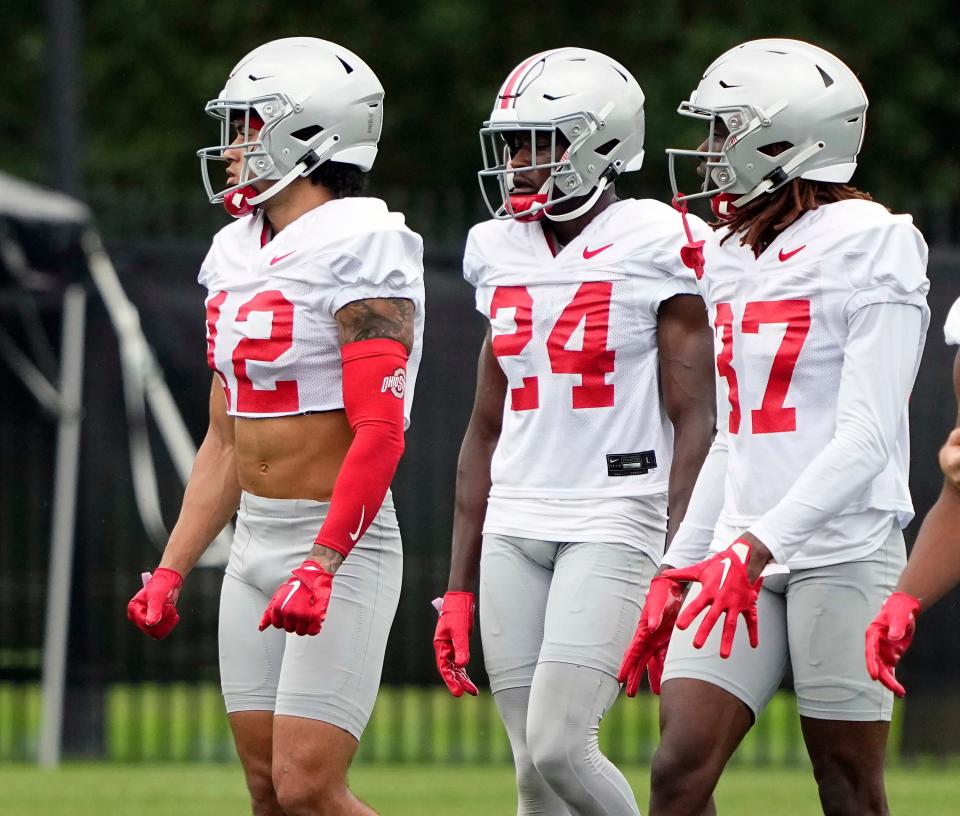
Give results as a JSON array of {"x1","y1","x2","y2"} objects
[
  {"x1": 757, "y1": 140, "x2": 794, "y2": 157},
  {"x1": 291, "y1": 125, "x2": 324, "y2": 142},
  {"x1": 594, "y1": 138, "x2": 621, "y2": 156}
]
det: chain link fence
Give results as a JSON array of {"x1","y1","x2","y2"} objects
[{"x1": 1, "y1": 193, "x2": 959, "y2": 763}]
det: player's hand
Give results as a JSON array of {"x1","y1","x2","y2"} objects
[
  {"x1": 432, "y1": 592, "x2": 479, "y2": 697},
  {"x1": 127, "y1": 568, "x2": 183, "y2": 640},
  {"x1": 865, "y1": 591, "x2": 921, "y2": 698},
  {"x1": 661, "y1": 538, "x2": 763, "y2": 659},
  {"x1": 259, "y1": 560, "x2": 333, "y2": 636},
  {"x1": 619, "y1": 574, "x2": 685, "y2": 696},
  {"x1": 938, "y1": 427, "x2": 960, "y2": 489}
]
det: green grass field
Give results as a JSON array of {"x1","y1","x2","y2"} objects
[
  {"x1": 3, "y1": 684, "x2": 957, "y2": 813},
  {"x1": 1, "y1": 762, "x2": 959, "y2": 815}
]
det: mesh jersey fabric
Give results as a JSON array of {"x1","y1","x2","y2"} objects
[
  {"x1": 692, "y1": 198, "x2": 929, "y2": 567},
  {"x1": 200, "y1": 197, "x2": 425, "y2": 425},
  {"x1": 944, "y1": 296, "x2": 960, "y2": 346},
  {"x1": 464, "y1": 198, "x2": 706, "y2": 502}
]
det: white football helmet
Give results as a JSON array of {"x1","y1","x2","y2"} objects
[
  {"x1": 667, "y1": 39, "x2": 868, "y2": 213},
  {"x1": 198, "y1": 37, "x2": 384, "y2": 216},
  {"x1": 479, "y1": 47, "x2": 645, "y2": 222}
]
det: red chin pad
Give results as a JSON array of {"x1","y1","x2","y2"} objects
[
  {"x1": 710, "y1": 193, "x2": 739, "y2": 220},
  {"x1": 507, "y1": 193, "x2": 548, "y2": 222},
  {"x1": 223, "y1": 185, "x2": 257, "y2": 218}
]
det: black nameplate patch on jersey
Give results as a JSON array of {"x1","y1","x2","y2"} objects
[{"x1": 606, "y1": 450, "x2": 657, "y2": 477}]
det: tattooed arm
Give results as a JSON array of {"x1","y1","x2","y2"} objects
[
  {"x1": 302, "y1": 297, "x2": 416, "y2": 574},
  {"x1": 335, "y1": 297, "x2": 416, "y2": 352}
]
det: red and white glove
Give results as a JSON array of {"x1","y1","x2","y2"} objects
[
  {"x1": 259, "y1": 560, "x2": 334, "y2": 636},
  {"x1": 127, "y1": 568, "x2": 183, "y2": 640},
  {"x1": 661, "y1": 538, "x2": 763, "y2": 659},
  {"x1": 865, "y1": 591, "x2": 921, "y2": 698},
  {"x1": 618, "y1": 574, "x2": 685, "y2": 696},
  {"x1": 432, "y1": 592, "x2": 479, "y2": 697}
]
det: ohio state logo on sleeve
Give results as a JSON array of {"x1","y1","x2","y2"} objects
[{"x1": 381, "y1": 368, "x2": 406, "y2": 399}]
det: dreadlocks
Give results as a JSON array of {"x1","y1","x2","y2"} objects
[{"x1": 717, "y1": 180, "x2": 876, "y2": 256}]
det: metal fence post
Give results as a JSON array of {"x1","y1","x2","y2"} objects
[{"x1": 38, "y1": 283, "x2": 86, "y2": 766}]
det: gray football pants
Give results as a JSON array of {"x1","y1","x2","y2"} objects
[
  {"x1": 218, "y1": 491, "x2": 402, "y2": 739},
  {"x1": 481, "y1": 534, "x2": 657, "y2": 816}
]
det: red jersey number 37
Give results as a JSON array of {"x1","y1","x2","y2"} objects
[{"x1": 714, "y1": 299, "x2": 810, "y2": 435}]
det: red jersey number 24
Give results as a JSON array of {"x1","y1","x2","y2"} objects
[
  {"x1": 490, "y1": 283, "x2": 616, "y2": 411},
  {"x1": 714, "y1": 299, "x2": 810, "y2": 435}
]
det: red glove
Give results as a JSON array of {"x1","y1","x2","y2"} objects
[
  {"x1": 618, "y1": 574, "x2": 685, "y2": 696},
  {"x1": 127, "y1": 568, "x2": 183, "y2": 640},
  {"x1": 661, "y1": 538, "x2": 763, "y2": 659},
  {"x1": 865, "y1": 591, "x2": 921, "y2": 698},
  {"x1": 259, "y1": 560, "x2": 334, "y2": 636},
  {"x1": 432, "y1": 592, "x2": 478, "y2": 697}
]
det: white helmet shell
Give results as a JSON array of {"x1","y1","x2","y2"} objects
[
  {"x1": 199, "y1": 37, "x2": 384, "y2": 209},
  {"x1": 479, "y1": 47, "x2": 645, "y2": 221},
  {"x1": 668, "y1": 38, "x2": 868, "y2": 207}
]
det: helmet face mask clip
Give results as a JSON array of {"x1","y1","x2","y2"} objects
[
  {"x1": 199, "y1": 94, "x2": 294, "y2": 209},
  {"x1": 667, "y1": 101, "x2": 779, "y2": 209},
  {"x1": 479, "y1": 120, "x2": 587, "y2": 222}
]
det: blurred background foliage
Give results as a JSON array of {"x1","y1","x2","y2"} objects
[{"x1": 2, "y1": 0, "x2": 958, "y2": 244}]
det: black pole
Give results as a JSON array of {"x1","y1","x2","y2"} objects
[
  {"x1": 43, "y1": 0, "x2": 97, "y2": 761},
  {"x1": 44, "y1": 0, "x2": 83, "y2": 198}
]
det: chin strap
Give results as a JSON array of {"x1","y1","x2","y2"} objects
[
  {"x1": 672, "y1": 195, "x2": 705, "y2": 280},
  {"x1": 710, "y1": 193, "x2": 739, "y2": 220},
  {"x1": 223, "y1": 186, "x2": 258, "y2": 218},
  {"x1": 506, "y1": 172, "x2": 555, "y2": 221},
  {"x1": 245, "y1": 133, "x2": 343, "y2": 207},
  {"x1": 246, "y1": 161, "x2": 310, "y2": 206},
  {"x1": 731, "y1": 140, "x2": 826, "y2": 210},
  {"x1": 546, "y1": 175, "x2": 611, "y2": 223},
  {"x1": 507, "y1": 192, "x2": 549, "y2": 222}
]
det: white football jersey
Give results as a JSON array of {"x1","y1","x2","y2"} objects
[
  {"x1": 945, "y1": 297, "x2": 960, "y2": 346},
  {"x1": 200, "y1": 198, "x2": 425, "y2": 424},
  {"x1": 698, "y1": 199, "x2": 929, "y2": 562},
  {"x1": 465, "y1": 198, "x2": 704, "y2": 505}
]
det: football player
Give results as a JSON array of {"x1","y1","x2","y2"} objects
[
  {"x1": 433, "y1": 48, "x2": 716, "y2": 815},
  {"x1": 866, "y1": 301, "x2": 960, "y2": 698},
  {"x1": 618, "y1": 39, "x2": 930, "y2": 815},
  {"x1": 126, "y1": 38, "x2": 424, "y2": 816}
]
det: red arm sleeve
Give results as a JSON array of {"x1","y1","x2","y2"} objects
[{"x1": 314, "y1": 338, "x2": 408, "y2": 557}]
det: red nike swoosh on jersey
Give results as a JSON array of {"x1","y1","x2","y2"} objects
[
  {"x1": 778, "y1": 245, "x2": 806, "y2": 262},
  {"x1": 583, "y1": 243, "x2": 614, "y2": 259},
  {"x1": 270, "y1": 250, "x2": 296, "y2": 265}
]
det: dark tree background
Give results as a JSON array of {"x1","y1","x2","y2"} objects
[{"x1": 2, "y1": 1, "x2": 958, "y2": 244}]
